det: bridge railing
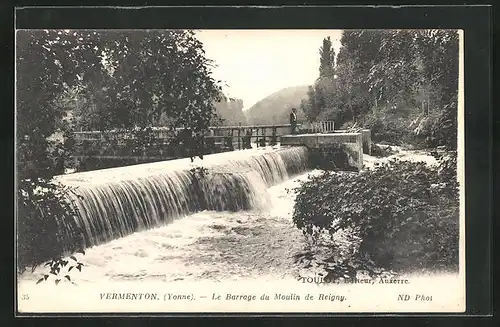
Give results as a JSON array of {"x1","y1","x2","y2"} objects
[
  {"x1": 72, "y1": 121, "x2": 336, "y2": 142},
  {"x1": 301, "y1": 121, "x2": 335, "y2": 133},
  {"x1": 73, "y1": 124, "x2": 298, "y2": 142},
  {"x1": 71, "y1": 121, "x2": 341, "y2": 159},
  {"x1": 73, "y1": 127, "x2": 183, "y2": 141},
  {"x1": 71, "y1": 124, "x2": 304, "y2": 158},
  {"x1": 71, "y1": 122, "x2": 340, "y2": 149}
]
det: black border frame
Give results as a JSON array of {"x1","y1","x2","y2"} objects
[{"x1": 8, "y1": 4, "x2": 493, "y2": 323}]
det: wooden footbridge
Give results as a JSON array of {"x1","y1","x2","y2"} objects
[
  {"x1": 69, "y1": 121, "x2": 373, "y2": 171},
  {"x1": 73, "y1": 122, "x2": 335, "y2": 142},
  {"x1": 72, "y1": 122, "x2": 336, "y2": 151}
]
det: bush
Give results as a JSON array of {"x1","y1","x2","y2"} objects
[
  {"x1": 292, "y1": 157, "x2": 459, "y2": 279},
  {"x1": 363, "y1": 112, "x2": 416, "y2": 146},
  {"x1": 414, "y1": 100, "x2": 458, "y2": 150},
  {"x1": 431, "y1": 150, "x2": 459, "y2": 200},
  {"x1": 17, "y1": 178, "x2": 86, "y2": 283}
]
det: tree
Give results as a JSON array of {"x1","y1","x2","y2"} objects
[
  {"x1": 16, "y1": 30, "x2": 103, "y2": 180},
  {"x1": 364, "y1": 29, "x2": 459, "y2": 149},
  {"x1": 71, "y1": 31, "x2": 223, "y2": 131},
  {"x1": 300, "y1": 85, "x2": 319, "y2": 121},
  {"x1": 16, "y1": 30, "x2": 104, "y2": 277},
  {"x1": 361, "y1": 29, "x2": 458, "y2": 115},
  {"x1": 214, "y1": 96, "x2": 247, "y2": 126},
  {"x1": 322, "y1": 29, "x2": 458, "y2": 146},
  {"x1": 414, "y1": 30, "x2": 459, "y2": 108},
  {"x1": 319, "y1": 37, "x2": 336, "y2": 79},
  {"x1": 300, "y1": 37, "x2": 338, "y2": 122},
  {"x1": 334, "y1": 30, "x2": 384, "y2": 123},
  {"x1": 68, "y1": 30, "x2": 224, "y2": 160}
]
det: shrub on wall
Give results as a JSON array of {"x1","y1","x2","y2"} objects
[{"x1": 292, "y1": 156, "x2": 459, "y2": 279}]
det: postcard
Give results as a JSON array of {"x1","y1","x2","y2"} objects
[{"x1": 15, "y1": 27, "x2": 465, "y2": 313}]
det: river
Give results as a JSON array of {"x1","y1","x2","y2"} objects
[
  {"x1": 18, "y1": 148, "x2": 441, "y2": 286},
  {"x1": 19, "y1": 168, "x2": 324, "y2": 286},
  {"x1": 17, "y1": 148, "x2": 466, "y2": 313}
]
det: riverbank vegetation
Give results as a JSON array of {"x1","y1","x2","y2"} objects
[
  {"x1": 299, "y1": 30, "x2": 458, "y2": 151},
  {"x1": 293, "y1": 29, "x2": 460, "y2": 279},
  {"x1": 293, "y1": 152, "x2": 459, "y2": 279}
]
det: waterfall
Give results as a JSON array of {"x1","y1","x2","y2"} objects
[{"x1": 57, "y1": 146, "x2": 310, "y2": 248}]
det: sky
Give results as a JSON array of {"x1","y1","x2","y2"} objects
[{"x1": 195, "y1": 30, "x2": 342, "y2": 110}]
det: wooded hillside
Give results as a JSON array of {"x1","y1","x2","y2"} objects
[{"x1": 244, "y1": 85, "x2": 309, "y2": 125}]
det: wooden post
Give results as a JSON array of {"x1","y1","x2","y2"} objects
[
  {"x1": 238, "y1": 124, "x2": 241, "y2": 150},
  {"x1": 256, "y1": 128, "x2": 259, "y2": 148},
  {"x1": 249, "y1": 128, "x2": 253, "y2": 149},
  {"x1": 231, "y1": 128, "x2": 235, "y2": 150},
  {"x1": 271, "y1": 126, "x2": 277, "y2": 146}
]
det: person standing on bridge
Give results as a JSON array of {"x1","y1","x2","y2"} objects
[{"x1": 289, "y1": 107, "x2": 298, "y2": 135}]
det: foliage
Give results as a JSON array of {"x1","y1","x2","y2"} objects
[
  {"x1": 16, "y1": 30, "x2": 102, "y2": 143},
  {"x1": 16, "y1": 30, "x2": 100, "y2": 180},
  {"x1": 129, "y1": 126, "x2": 158, "y2": 156},
  {"x1": 36, "y1": 255, "x2": 85, "y2": 286},
  {"x1": 292, "y1": 157, "x2": 459, "y2": 280},
  {"x1": 366, "y1": 30, "x2": 459, "y2": 150},
  {"x1": 431, "y1": 150, "x2": 459, "y2": 200},
  {"x1": 214, "y1": 97, "x2": 247, "y2": 126},
  {"x1": 319, "y1": 37, "x2": 336, "y2": 78},
  {"x1": 414, "y1": 98, "x2": 458, "y2": 150},
  {"x1": 16, "y1": 30, "x2": 95, "y2": 281},
  {"x1": 363, "y1": 113, "x2": 408, "y2": 145},
  {"x1": 332, "y1": 30, "x2": 383, "y2": 125},
  {"x1": 365, "y1": 29, "x2": 458, "y2": 116},
  {"x1": 300, "y1": 37, "x2": 337, "y2": 122},
  {"x1": 367, "y1": 30, "x2": 421, "y2": 106},
  {"x1": 362, "y1": 109, "x2": 426, "y2": 147},
  {"x1": 301, "y1": 29, "x2": 459, "y2": 149},
  {"x1": 75, "y1": 30, "x2": 222, "y2": 133},
  {"x1": 63, "y1": 30, "x2": 224, "y2": 161},
  {"x1": 18, "y1": 29, "x2": 224, "y2": 161}
]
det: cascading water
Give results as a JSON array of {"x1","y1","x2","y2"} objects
[{"x1": 57, "y1": 146, "x2": 310, "y2": 249}]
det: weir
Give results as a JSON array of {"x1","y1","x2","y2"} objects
[{"x1": 57, "y1": 146, "x2": 310, "y2": 249}]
